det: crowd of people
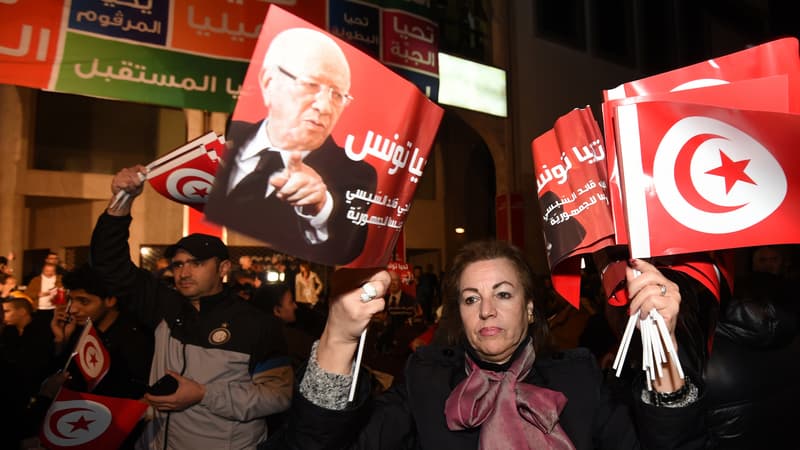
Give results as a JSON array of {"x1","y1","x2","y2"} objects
[
  {"x1": 1, "y1": 23, "x2": 798, "y2": 450},
  {"x1": 2, "y1": 180, "x2": 799, "y2": 449},
  {"x1": 0, "y1": 166, "x2": 443, "y2": 449}
]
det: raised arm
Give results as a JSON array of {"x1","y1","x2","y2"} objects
[
  {"x1": 105, "y1": 165, "x2": 148, "y2": 218},
  {"x1": 266, "y1": 269, "x2": 423, "y2": 450},
  {"x1": 90, "y1": 165, "x2": 167, "y2": 327}
]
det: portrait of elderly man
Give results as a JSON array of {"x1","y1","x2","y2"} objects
[{"x1": 206, "y1": 27, "x2": 377, "y2": 266}]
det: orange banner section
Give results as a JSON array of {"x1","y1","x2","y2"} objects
[{"x1": 0, "y1": 1, "x2": 64, "y2": 88}]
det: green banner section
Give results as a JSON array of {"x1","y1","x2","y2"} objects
[{"x1": 55, "y1": 32, "x2": 247, "y2": 112}]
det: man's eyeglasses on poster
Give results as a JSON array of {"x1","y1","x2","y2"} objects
[{"x1": 277, "y1": 65, "x2": 354, "y2": 107}]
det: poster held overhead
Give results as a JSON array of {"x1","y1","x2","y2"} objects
[{"x1": 204, "y1": 6, "x2": 443, "y2": 268}]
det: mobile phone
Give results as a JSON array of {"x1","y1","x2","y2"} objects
[
  {"x1": 146, "y1": 374, "x2": 178, "y2": 396},
  {"x1": 64, "y1": 298, "x2": 73, "y2": 324}
]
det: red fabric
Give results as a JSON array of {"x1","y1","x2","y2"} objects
[
  {"x1": 605, "y1": 38, "x2": 800, "y2": 101},
  {"x1": 410, "y1": 324, "x2": 438, "y2": 350},
  {"x1": 40, "y1": 388, "x2": 147, "y2": 450},
  {"x1": 445, "y1": 341, "x2": 575, "y2": 450}
]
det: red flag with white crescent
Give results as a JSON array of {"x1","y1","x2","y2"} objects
[
  {"x1": 40, "y1": 388, "x2": 147, "y2": 450},
  {"x1": 615, "y1": 101, "x2": 800, "y2": 258},
  {"x1": 73, "y1": 321, "x2": 110, "y2": 392},
  {"x1": 146, "y1": 133, "x2": 225, "y2": 211},
  {"x1": 603, "y1": 73, "x2": 800, "y2": 246},
  {"x1": 602, "y1": 38, "x2": 800, "y2": 245}
]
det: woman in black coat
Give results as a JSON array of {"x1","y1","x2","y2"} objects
[{"x1": 266, "y1": 240, "x2": 707, "y2": 449}]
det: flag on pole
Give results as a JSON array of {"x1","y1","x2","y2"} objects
[
  {"x1": 146, "y1": 133, "x2": 225, "y2": 211},
  {"x1": 602, "y1": 37, "x2": 800, "y2": 245},
  {"x1": 40, "y1": 388, "x2": 147, "y2": 450},
  {"x1": 615, "y1": 101, "x2": 800, "y2": 258},
  {"x1": 73, "y1": 320, "x2": 110, "y2": 392}
]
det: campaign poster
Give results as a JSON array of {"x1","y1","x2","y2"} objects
[
  {"x1": 204, "y1": 6, "x2": 443, "y2": 268},
  {"x1": 533, "y1": 107, "x2": 613, "y2": 269},
  {"x1": 532, "y1": 107, "x2": 613, "y2": 308}
]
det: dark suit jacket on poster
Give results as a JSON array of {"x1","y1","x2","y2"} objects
[
  {"x1": 540, "y1": 190, "x2": 586, "y2": 264},
  {"x1": 207, "y1": 120, "x2": 377, "y2": 266}
]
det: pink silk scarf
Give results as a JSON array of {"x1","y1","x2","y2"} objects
[{"x1": 444, "y1": 341, "x2": 576, "y2": 450}]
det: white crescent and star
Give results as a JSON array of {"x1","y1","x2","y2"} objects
[
  {"x1": 671, "y1": 132, "x2": 744, "y2": 213},
  {"x1": 79, "y1": 335, "x2": 105, "y2": 378},
  {"x1": 653, "y1": 116, "x2": 787, "y2": 234},
  {"x1": 43, "y1": 400, "x2": 112, "y2": 446},
  {"x1": 165, "y1": 168, "x2": 215, "y2": 203}
]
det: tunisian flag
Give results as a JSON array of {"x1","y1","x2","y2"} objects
[
  {"x1": 615, "y1": 101, "x2": 800, "y2": 258},
  {"x1": 40, "y1": 388, "x2": 147, "y2": 450},
  {"x1": 146, "y1": 132, "x2": 225, "y2": 212},
  {"x1": 602, "y1": 37, "x2": 800, "y2": 245},
  {"x1": 73, "y1": 321, "x2": 111, "y2": 392}
]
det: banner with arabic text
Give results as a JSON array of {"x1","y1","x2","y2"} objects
[{"x1": 0, "y1": 0, "x2": 439, "y2": 112}]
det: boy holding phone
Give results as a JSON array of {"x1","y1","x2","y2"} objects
[{"x1": 51, "y1": 264, "x2": 153, "y2": 399}]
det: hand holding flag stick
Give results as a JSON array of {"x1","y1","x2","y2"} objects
[
  {"x1": 108, "y1": 170, "x2": 147, "y2": 212},
  {"x1": 611, "y1": 265, "x2": 684, "y2": 390},
  {"x1": 324, "y1": 268, "x2": 390, "y2": 403}
]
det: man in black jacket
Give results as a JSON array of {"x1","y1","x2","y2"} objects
[
  {"x1": 206, "y1": 27, "x2": 376, "y2": 266},
  {"x1": 51, "y1": 264, "x2": 153, "y2": 399}
]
